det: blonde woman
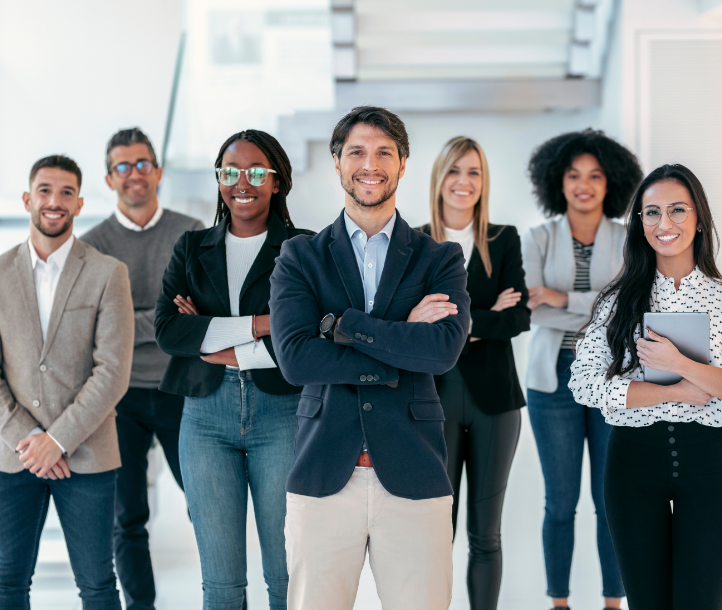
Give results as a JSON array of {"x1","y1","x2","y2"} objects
[{"x1": 419, "y1": 136, "x2": 530, "y2": 610}]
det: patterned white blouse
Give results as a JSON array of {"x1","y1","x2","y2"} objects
[{"x1": 569, "y1": 266, "x2": 722, "y2": 427}]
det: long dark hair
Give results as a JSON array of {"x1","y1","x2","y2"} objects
[
  {"x1": 593, "y1": 164, "x2": 720, "y2": 379},
  {"x1": 213, "y1": 130, "x2": 295, "y2": 228}
]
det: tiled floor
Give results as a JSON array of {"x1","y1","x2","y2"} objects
[{"x1": 30, "y1": 410, "x2": 628, "y2": 609}]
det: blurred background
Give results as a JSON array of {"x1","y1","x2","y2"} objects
[{"x1": 1, "y1": 0, "x2": 722, "y2": 608}]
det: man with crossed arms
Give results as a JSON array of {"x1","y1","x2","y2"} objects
[{"x1": 271, "y1": 106, "x2": 471, "y2": 609}]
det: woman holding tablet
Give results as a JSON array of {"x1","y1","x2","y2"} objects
[
  {"x1": 570, "y1": 164, "x2": 722, "y2": 610},
  {"x1": 522, "y1": 129, "x2": 642, "y2": 610},
  {"x1": 420, "y1": 136, "x2": 530, "y2": 610}
]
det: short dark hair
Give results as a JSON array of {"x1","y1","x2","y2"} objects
[
  {"x1": 29, "y1": 155, "x2": 82, "y2": 191},
  {"x1": 329, "y1": 106, "x2": 410, "y2": 160},
  {"x1": 106, "y1": 127, "x2": 158, "y2": 173},
  {"x1": 528, "y1": 128, "x2": 643, "y2": 218}
]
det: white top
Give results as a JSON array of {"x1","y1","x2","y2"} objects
[
  {"x1": 445, "y1": 222, "x2": 474, "y2": 270},
  {"x1": 115, "y1": 205, "x2": 164, "y2": 231},
  {"x1": 569, "y1": 267, "x2": 722, "y2": 427},
  {"x1": 26, "y1": 236, "x2": 73, "y2": 452},
  {"x1": 200, "y1": 228, "x2": 276, "y2": 370}
]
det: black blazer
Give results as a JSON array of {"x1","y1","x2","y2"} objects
[
  {"x1": 155, "y1": 210, "x2": 314, "y2": 398},
  {"x1": 419, "y1": 224, "x2": 530, "y2": 414},
  {"x1": 270, "y1": 211, "x2": 471, "y2": 500}
]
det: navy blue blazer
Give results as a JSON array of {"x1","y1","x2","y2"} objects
[{"x1": 269, "y1": 210, "x2": 471, "y2": 500}]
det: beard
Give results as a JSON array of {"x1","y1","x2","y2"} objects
[
  {"x1": 120, "y1": 179, "x2": 152, "y2": 207},
  {"x1": 31, "y1": 208, "x2": 74, "y2": 238},
  {"x1": 340, "y1": 169, "x2": 399, "y2": 209}
]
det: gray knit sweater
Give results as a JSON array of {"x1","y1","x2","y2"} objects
[{"x1": 81, "y1": 209, "x2": 204, "y2": 388}]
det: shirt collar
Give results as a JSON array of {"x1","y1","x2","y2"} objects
[
  {"x1": 654, "y1": 265, "x2": 706, "y2": 290},
  {"x1": 115, "y1": 205, "x2": 163, "y2": 231},
  {"x1": 344, "y1": 210, "x2": 396, "y2": 243},
  {"x1": 28, "y1": 235, "x2": 74, "y2": 271}
]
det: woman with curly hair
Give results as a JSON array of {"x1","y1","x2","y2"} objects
[
  {"x1": 521, "y1": 129, "x2": 643, "y2": 610},
  {"x1": 419, "y1": 136, "x2": 530, "y2": 609}
]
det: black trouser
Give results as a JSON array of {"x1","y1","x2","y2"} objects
[
  {"x1": 605, "y1": 421, "x2": 722, "y2": 610},
  {"x1": 114, "y1": 388, "x2": 185, "y2": 610},
  {"x1": 437, "y1": 365, "x2": 521, "y2": 610}
]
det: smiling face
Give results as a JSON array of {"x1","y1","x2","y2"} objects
[
  {"x1": 219, "y1": 139, "x2": 279, "y2": 225},
  {"x1": 334, "y1": 123, "x2": 406, "y2": 209},
  {"x1": 440, "y1": 149, "x2": 482, "y2": 217},
  {"x1": 23, "y1": 167, "x2": 83, "y2": 238},
  {"x1": 641, "y1": 179, "x2": 698, "y2": 264},
  {"x1": 562, "y1": 153, "x2": 607, "y2": 214},
  {"x1": 106, "y1": 143, "x2": 162, "y2": 208}
]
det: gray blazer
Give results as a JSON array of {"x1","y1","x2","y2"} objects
[
  {"x1": 521, "y1": 215, "x2": 625, "y2": 393},
  {"x1": 0, "y1": 239, "x2": 134, "y2": 473}
]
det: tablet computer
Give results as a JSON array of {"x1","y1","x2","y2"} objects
[{"x1": 642, "y1": 312, "x2": 710, "y2": 385}]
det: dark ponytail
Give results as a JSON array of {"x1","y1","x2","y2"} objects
[{"x1": 213, "y1": 130, "x2": 295, "y2": 228}]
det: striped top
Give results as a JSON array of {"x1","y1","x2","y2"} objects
[{"x1": 561, "y1": 238, "x2": 594, "y2": 350}]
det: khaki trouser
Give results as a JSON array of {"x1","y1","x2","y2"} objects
[{"x1": 285, "y1": 466, "x2": 453, "y2": 610}]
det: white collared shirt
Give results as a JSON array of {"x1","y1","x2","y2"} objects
[
  {"x1": 28, "y1": 236, "x2": 74, "y2": 339},
  {"x1": 26, "y1": 236, "x2": 74, "y2": 452},
  {"x1": 115, "y1": 205, "x2": 163, "y2": 231},
  {"x1": 570, "y1": 267, "x2": 722, "y2": 427}
]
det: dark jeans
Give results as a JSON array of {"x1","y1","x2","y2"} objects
[
  {"x1": 605, "y1": 421, "x2": 722, "y2": 609},
  {"x1": 438, "y1": 365, "x2": 521, "y2": 610},
  {"x1": 180, "y1": 370, "x2": 298, "y2": 610},
  {"x1": 113, "y1": 387, "x2": 185, "y2": 610},
  {"x1": 527, "y1": 349, "x2": 624, "y2": 599},
  {"x1": 0, "y1": 469, "x2": 120, "y2": 610}
]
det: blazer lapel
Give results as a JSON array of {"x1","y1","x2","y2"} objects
[
  {"x1": 329, "y1": 211, "x2": 365, "y2": 311},
  {"x1": 199, "y1": 217, "x2": 232, "y2": 317},
  {"x1": 238, "y1": 211, "x2": 287, "y2": 305},
  {"x1": 553, "y1": 215, "x2": 575, "y2": 293},
  {"x1": 371, "y1": 212, "x2": 413, "y2": 319},
  {"x1": 41, "y1": 239, "x2": 86, "y2": 359},
  {"x1": 14, "y1": 243, "x2": 44, "y2": 353}
]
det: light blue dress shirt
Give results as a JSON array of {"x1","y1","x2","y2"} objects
[{"x1": 344, "y1": 210, "x2": 397, "y2": 313}]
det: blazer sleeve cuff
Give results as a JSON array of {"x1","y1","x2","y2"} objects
[{"x1": 1, "y1": 405, "x2": 41, "y2": 453}]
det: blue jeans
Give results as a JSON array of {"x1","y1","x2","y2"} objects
[
  {"x1": 527, "y1": 350, "x2": 624, "y2": 599},
  {"x1": 180, "y1": 370, "x2": 299, "y2": 610},
  {"x1": 0, "y1": 469, "x2": 120, "y2": 610}
]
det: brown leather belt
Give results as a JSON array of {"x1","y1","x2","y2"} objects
[{"x1": 356, "y1": 452, "x2": 372, "y2": 467}]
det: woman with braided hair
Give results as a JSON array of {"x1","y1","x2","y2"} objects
[{"x1": 155, "y1": 130, "x2": 314, "y2": 610}]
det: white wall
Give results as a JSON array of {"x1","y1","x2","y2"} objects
[{"x1": 0, "y1": 0, "x2": 183, "y2": 219}]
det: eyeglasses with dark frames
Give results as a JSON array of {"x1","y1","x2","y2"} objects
[{"x1": 109, "y1": 160, "x2": 157, "y2": 178}]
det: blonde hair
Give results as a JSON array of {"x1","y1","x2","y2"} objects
[{"x1": 429, "y1": 136, "x2": 496, "y2": 276}]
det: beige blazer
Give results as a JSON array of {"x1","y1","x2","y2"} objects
[
  {"x1": 521, "y1": 215, "x2": 626, "y2": 393},
  {"x1": 0, "y1": 238, "x2": 134, "y2": 473}
]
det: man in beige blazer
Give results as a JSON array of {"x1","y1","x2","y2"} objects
[{"x1": 0, "y1": 154, "x2": 134, "y2": 610}]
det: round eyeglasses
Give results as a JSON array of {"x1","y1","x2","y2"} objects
[
  {"x1": 110, "y1": 160, "x2": 156, "y2": 178},
  {"x1": 639, "y1": 204, "x2": 694, "y2": 226},
  {"x1": 216, "y1": 166, "x2": 277, "y2": 187}
]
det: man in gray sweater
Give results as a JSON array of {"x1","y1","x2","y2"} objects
[{"x1": 82, "y1": 128, "x2": 203, "y2": 610}]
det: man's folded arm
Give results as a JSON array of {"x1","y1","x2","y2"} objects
[
  {"x1": 155, "y1": 233, "x2": 214, "y2": 357},
  {"x1": 270, "y1": 241, "x2": 399, "y2": 387},
  {"x1": 334, "y1": 244, "x2": 471, "y2": 375},
  {"x1": 47, "y1": 263, "x2": 135, "y2": 456}
]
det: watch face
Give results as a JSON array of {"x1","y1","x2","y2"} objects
[{"x1": 320, "y1": 315, "x2": 334, "y2": 333}]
